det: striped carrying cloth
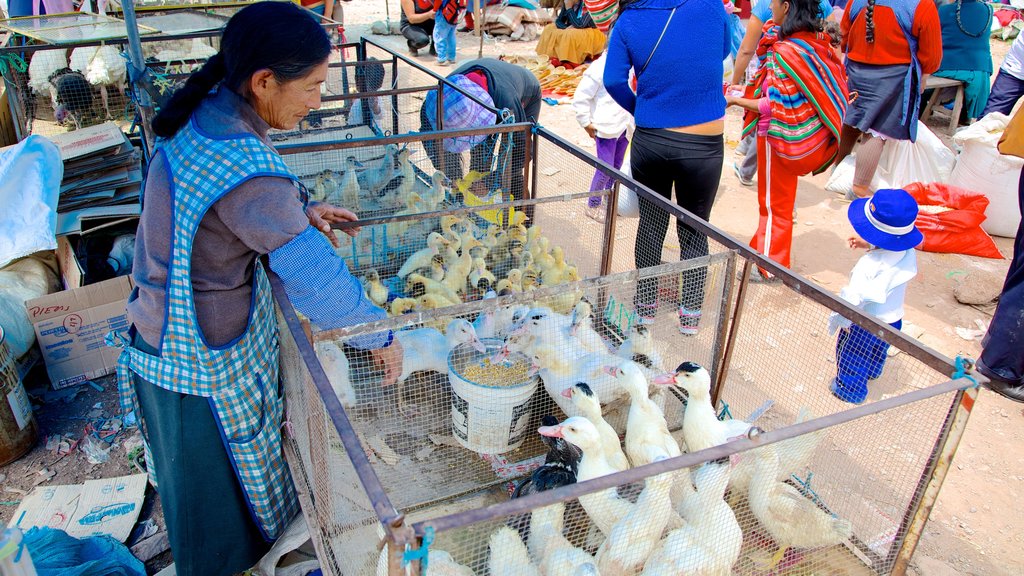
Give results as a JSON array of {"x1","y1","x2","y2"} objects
[
  {"x1": 742, "y1": 25, "x2": 849, "y2": 174},
  {"x1": 584, "y1": 0, "x2": 617, "y2": 32}
]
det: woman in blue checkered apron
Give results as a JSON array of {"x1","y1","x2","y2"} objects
[{"x1": 105, "y1": 4, "x2": 403, "y2": 574}]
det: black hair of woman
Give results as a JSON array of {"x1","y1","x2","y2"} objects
[
  {"x1": 355, "y1": 57, "x2": 386, "y2": 93},
  {"x1": 865, "y1": 0, "x2": 876, "y2": 43},
  {"x1": 779, "y1": 0, "x2": 825, "y2": 37},
  {"x1": 152, "y1": 1, "x2": 332, "y2": 138}
]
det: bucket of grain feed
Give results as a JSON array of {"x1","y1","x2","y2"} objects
[
  {"x1": 0, "y1": 327, "x2": 37, "y2": 466},
  {"x1": 448, "y1": 337, "x2": 539, "y2": 454}
]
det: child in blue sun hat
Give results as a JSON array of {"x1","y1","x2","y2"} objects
[
  {"x1": 828, "y1": 188, "x2": 923, "y2": 404},
  {"x1": 422, "y1": 74, "x2": 497, "y2": 153}
]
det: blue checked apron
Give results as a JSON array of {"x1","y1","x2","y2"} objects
[{"x1": 106, "y1": 117, "x2": 299, "y2": 540}]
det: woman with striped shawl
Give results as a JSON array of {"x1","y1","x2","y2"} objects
[{"x1": 726, "y1": 0, "x2": 848, "y2": 280}]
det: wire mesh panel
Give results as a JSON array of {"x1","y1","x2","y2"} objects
[{"x1": 274, "y1": 130, "x2": 973, "y2": 576}]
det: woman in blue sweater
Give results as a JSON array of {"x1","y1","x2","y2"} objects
[
  {"x1": 604, "y1": 0, "x2": 729, "y2": 335},
  {"x1": 932, "y1": 0, "x2": 993, "y2": 122}
]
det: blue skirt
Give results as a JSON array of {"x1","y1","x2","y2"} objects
[{"x1": 845, "y1": 60, "x2": 918, "y2": 142}]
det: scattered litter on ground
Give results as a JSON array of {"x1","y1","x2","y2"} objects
[
  {"x1": 955, "y1": 319, "x2": 988, "y2": 341},
  {"x1": 12, "y1": 473, "x2": 147, "y2": 542}
]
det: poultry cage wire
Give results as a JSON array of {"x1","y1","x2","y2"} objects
[
  {"x1": 271, "y1": 118, "x2": 977, "y2": 576},
  {"x1": 0, "y1": 6, "x2": 371, "y2": 144}
]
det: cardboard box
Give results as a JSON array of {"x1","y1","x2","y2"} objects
[{"x1": 26, "y1": 276, "x2": 134, "y2": 389}]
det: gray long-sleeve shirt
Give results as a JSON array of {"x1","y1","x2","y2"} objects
[{"x1": 129, "y1": 89, "x2": 321, "y2": 348}]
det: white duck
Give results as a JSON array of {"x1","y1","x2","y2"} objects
[
  {"x1": 652, "y1": 362, "x2": 749, "y2": 454},
  {"x1": 539, "y1": 417, "x2": 632, "y2": 536},
  {"x1": 489, "y1": 527, "x2": 541, "y2": 576},
  {"x1": 394, "y1": 146, "x2": 416, "y2": 208},
  {"x1": 642, "y1": 459, "x2": 742, "y2": 576},
  {"x1": 424, "y1": 170, "x2": 448, "y2": 211},
  {"x1": 398, "y1": 232, "x2": 449, "y2": 278},
  {"x1": 616, "y1": 324, "x2": 665, "y2": 372},
  {"x1": 595, "y1": 470, "x2": 674, "y2": 576},
  {"x1": 563, "y1": 382, "x2": 629, "y2": 471},
  {"x1": 609, "y1": 362, "x2": 680, "y2": 467},
  {"x1": 376, "y1": 545, "x2": 475, "y2": 576},
  {"x1": 747, "y1": 443, "x2": 852, "y2": 569},
  {"x1": 393, "y1": 319, "x2": 485, "y2": 416},
  {"x1": 530, "y1": 347, "x2": 624, "y2": 417},
  {"x1": 319, "y1": 339, "x2": 354, "y2": 407},
  {"x1": 527, "y1": 502, "x2": 595, "y2": 576}
]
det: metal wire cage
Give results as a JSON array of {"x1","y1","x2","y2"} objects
[{"x1": 272, "y1": 126, "x2": 978, "y2": 576}]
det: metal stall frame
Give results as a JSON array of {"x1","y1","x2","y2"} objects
[{"x1": 270, "y1": 125, "x2": 981, "y2": 575}]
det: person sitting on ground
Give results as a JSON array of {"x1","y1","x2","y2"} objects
[
  {"x1": 929, "y1": 0, "x2": 994, "y2": 123},
  {"x1": 350, "y1": 57, "x2": 386, "y2": 131},
  {"x1": 828, "y1": 188, "x2": 922, "y2": 404},
  {"x1": 401, "y1": 0, "x2": 438, "y2": 57}
]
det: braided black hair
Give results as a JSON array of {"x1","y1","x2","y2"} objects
[
  {"x1": 955, "y1": 0, "x2": 992, "y2": 39},
  {"x1": 865, "y1": 0, "x2": 876, "y2": 43},
  {"x1": 152, "y1": 2, "x2": 331, "y2": 137}
]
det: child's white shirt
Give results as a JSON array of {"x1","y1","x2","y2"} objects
[
  {"x1": 839, "y1": 248, "x2": 917, "y2": 324},
  {"x1": 350, "y1": 96, "x2": 384, "y2": 126},
  {"x1": 571, "y1": 54, "x2": 634, "y2": 139}
]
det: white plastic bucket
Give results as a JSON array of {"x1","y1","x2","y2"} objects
[{"x1": 448, "y1": 338, "x2": 539, "y2": 454}]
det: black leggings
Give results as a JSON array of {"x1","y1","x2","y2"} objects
[{"x1": 632, "y1": 127, "x2": 723, "y2": 311}]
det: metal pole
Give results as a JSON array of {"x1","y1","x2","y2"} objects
[
  {"x1": 476, "y1": 0, "x2": 484, "y2": 58},
  {"x1": 120, "y1": 0, "x2": 156, "y2": 154}
]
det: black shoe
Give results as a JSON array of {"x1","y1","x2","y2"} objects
[
  {"x1": 977, "y1": 360, "x2": 1024, "y2": 403},
  {"x1": 985, "y1": 379, "x2": 1024, "y2": 403},
  {"x1": 457, "y1": 24, "x2": 474, "y2": 32},
  {"x1": 429, "y1": 43, "x2": 437, "y2": 56}
]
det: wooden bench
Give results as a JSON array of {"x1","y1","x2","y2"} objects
[{"x1": 921, "y1": 76, "x2": 966, "y2": 134}]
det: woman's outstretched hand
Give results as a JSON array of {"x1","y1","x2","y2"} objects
[{"x1": 306, "y1": 202, "x2": 361, "y2": 247}]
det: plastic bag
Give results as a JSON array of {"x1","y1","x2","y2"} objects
[
  {"x1": 824, "y1": 156, "x2": 890, "y2": 196},
  {"x1": 617, "y1": 149, "x2": 639, "y2": 218},
  {"x1": 876, "y1": 122, "x2": 956, "y2": 188},
  {"x1": 23, "y1": 527, "x2": 146, "y2": 576},
  {"x1": 903, "y1": 182, "x2": 1003, "y2": 259},
  {"x1": 0, "y1": 136, "x2": 62, "y2": 269},
  {"x1": 949, "y1": 112, "x2": 1024, "y2": 238}
]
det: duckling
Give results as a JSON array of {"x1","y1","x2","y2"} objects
[
  {"x1": 336, "y1": 157, "x2": 361, "y2": 212},
  {"x1": 562, "y1": 383, "x2": 628, "y2": 471},
  {"x1": 440, "y1": 214, "x2": 461, "y2": 241},
  {"x1": 407, "y1": 273, "x2": 462, "y2": 305},
  {"x1": 481, "y1": 224, "x2": 502, "y2": 251},
  {"x1": 363, "y1": 269, "x2": 389, "y2": 308},
  {"x1": 427, "y1": 253, "x2": 447, "y2": 282},
  {"x1": 386, "y1": 192, "x2": 424, "y2": 245},
  {"x1": 310, "y1": 169, "x2": 339, "y2": 204},
  {"x1": 568, "y1": 300, "x2": 607, "y2": 353},
  {"x1": 494, "y1": 240, "x2": 525, "y2": 278},
  {"x1": 418, "y1": 293, "x2": 460, "y2": 310},
  {"x1": 357, "y1": 143, "x2": 398, "y2": 195},
  {"x1": 394, "y1": 146, "x2": 416, "y2": 208},
  {"x1": 424, "y1": 170, "x2": 448, "y2": 211},
  {"x1": 397, "y1": 232, "x2": 449, "y2": 278},
  {"x1": 468, "y1": 257, "x2": 496, "y2": 292},
  {"x1": 389, "y1": 297, "x2": 418, "y2": 316},
  {"x1": 541, "y1": 246, "x2": 570, "y2": 286},
  {"x1": 521, "y1": 267, "x2": 540, "y2": 291},
  {"x1": 505, "y1": 269, "x2": 524, "y2": 293},
  {"x1": 496, "y1": 278, "x2": 514, "y2": 295},
  {"x1": 393, "y1": 319, "x2": 485, "y2": 416},
  {"x1": 517, "y1": 250, "x2": 535, "y2": 273}
]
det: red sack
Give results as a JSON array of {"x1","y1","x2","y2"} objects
[{"x1": 903, "y1": 182, "x2": 1003, "y2": 259}]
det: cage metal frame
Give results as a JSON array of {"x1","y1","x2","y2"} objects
[{"x1": 269, "y1": 117, "x2": 980, "y2": 575}]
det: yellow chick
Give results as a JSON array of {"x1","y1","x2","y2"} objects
[
  {"x1": 389, "y1": 297, "x2": 418, "y2": 316},
  {"x1": 363, "y1": 269, "x2": 389, "y2": 308},
  {"x1": 407, "y1": 273, "x2": 462, "y2": 305},
  {"x1": 505, "y1": 269, "x2": 524, "y2": 293}
]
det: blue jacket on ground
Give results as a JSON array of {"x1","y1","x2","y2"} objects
[{"x1": 604, "y1": 0, "x2": 729, "y2": 129}]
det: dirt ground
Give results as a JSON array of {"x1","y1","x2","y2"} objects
[
  {"x1": 341, "y1": 6, "x2": 1023, "y2": 575},
  {"x1": 1, "y1": 4, "x2": 1021, "y2": 575}
]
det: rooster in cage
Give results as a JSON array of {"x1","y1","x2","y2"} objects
[{"x1": 48, "y1": 68, "x2": 94, "y2": 130}]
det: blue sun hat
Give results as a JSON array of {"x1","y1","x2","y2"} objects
[
  {"x1": 423, "y1": 75, "x2": 497, "y2": 153},
  {"x1": 848, "y1": 188, "x2": 924, "y2": 251}
]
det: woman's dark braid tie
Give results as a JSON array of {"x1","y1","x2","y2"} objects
[
  {"x1": 955, "y1": 0, "x2": 989, "y2": 38},
  {"x1": 865, "y1": 0, "x2": 876, "y2": 43}
]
